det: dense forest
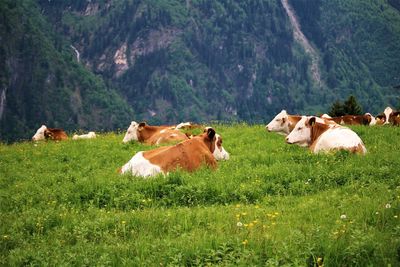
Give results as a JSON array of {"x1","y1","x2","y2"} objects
[{"x1": 1, "y1": 0, "x2": 399, "y2": 141}]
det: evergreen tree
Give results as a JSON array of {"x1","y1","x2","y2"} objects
[
  {"x1": 328, "y1": 100, "x2": 345, "y2": 117},
  {"x1": 343, "y1": 95, "x2": 362, "y2": 115}
]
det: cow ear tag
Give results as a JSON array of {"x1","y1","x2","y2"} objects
[{"x1": 309, "y1": 117, "x2": 316, "y2": 126}]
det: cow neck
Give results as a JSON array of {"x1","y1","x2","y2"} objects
[
  {"x1": 288, "y1": 116, "x2": 302, "y2": 132},
  {"x1": 310, "y1": 122, "x2": 331, "y2": 145},
  {"x1": 137, "y1": 125, "x2": 162, "y2": 142}
]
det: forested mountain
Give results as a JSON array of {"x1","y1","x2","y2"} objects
[
  {"x1": 1, "y1": 0, "x2": 400, "y2": 141},
  {"x1": 0, "y1": 0, "x2": 133, "y2": 141}
]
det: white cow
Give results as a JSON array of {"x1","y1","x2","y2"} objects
[
  {"x1": 72, "y1": 131, "x2": 96, "y2": 140},
  {"x1": 286, "y1": 116, "x2": 367, "y2": 154}
]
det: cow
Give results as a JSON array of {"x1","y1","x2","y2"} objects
[
  {"x1": 389, "y1": 111, "x2": 400, "y2": 126},
  {"x1": 265, "y1": 110, "x2": 303, "y2": 135},
  {"x1": 32, "y1": 125, "x2": 68, "y2": 141},
  {"x1": 285, "y1": 116, "x2": 367, "y2": 154},
  {"x1": 122, "y1": 121, "x2": 189, "y2": 145},
  {"x1": 72, "y1": 131, "x2": 96, "y2": 140},
  {"x1": 327, "y1": 114, "x2": 374, "y2": 126},
  {"x1": 119, "y1": 127, "x2": 229, "y2": 177}
]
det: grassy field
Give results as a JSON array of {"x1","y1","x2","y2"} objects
[{"x1": 1, "y1": 124, "x2": 399, "y2": 266}]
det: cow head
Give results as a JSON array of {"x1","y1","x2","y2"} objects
[
  {"x1": 266, "y1": 110, "x2": 290, "y2": 135},
  {"x1": 122, "y1": 121, "x2": 140, "y2": 143},
  {"x1": 205, "y1": 127, "x2": 230, "y2": 160},
  {"x1": 375, "y1": 114, "x2": 386, "y2": 125},
  {"x1": 384, "y1": 107, "x2": 393, "y2": 125},
  {"x1": 286, "y1": 116, "x2": 313, "y2": 146},
  {"x1": 364, "y1": 113, "x2": 376, "y2": 126},
  {"x1": 32, "y1": 125, "x2": 47, "y2": 141}
]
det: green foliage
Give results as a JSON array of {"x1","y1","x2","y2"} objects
[
  {"x1": 329, "y1": 95, "x2": 363, "y2": 116},
  {"x1": 0, "y1": 0, "x2": 133, "y2": 142},
  {"x1": 328, "y1": 100, "x2": 346, "y2": 117},
  {"x1": 1, "y1": 125, "x2": 400, "y2": 265}
]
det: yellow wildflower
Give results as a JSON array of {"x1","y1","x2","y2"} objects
[{"x1": 242, "y1": 239, "x2": 248, "y2": 245}]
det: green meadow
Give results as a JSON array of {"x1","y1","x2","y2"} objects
[{"x1": 1, "y1": 124, "x2": 399, "y2": 266}]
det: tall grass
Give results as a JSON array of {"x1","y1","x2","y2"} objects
[{"x1": 1, "y1": 124, "x2": 399, "y2": 266}]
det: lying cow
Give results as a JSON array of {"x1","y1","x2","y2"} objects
[
  {"x1": 72, "y1": 131, "x2": 96, "y2": 140},
  {"x1": 119, "y1": 127, "x2": 229, "y2": 177},
  {"x1": 328, "y1": 114, "x2": 374, "y2": 126},
  {"x1": 266, "y1": 110, "x2": 303, "y2": 135},
  {"x1": 32, "y1": 125, "x2": 68, "y2": 141},
  {"x1": 286, "y1": 116, "x2": 367, "y2": 154},
  {"x1": 122, "y1": 121, "x2": 189, "y2": 145}
]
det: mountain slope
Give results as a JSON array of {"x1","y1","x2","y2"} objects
[
  {"x1": 40, "y1": 0, "x2": 400, "y2": 124},
  {"x1": 0, "y1": 0, "x2": 133, "y2": 142},
  {"x1": 1, "y1": 0, "x2": 400, "y2": 142}
]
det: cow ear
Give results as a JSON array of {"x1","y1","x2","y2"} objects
[
  {"x1": 138, "y1": 122, "x2": 146, "y2": 131},
  {"x1": 206, "y1": 128, "x2": 215, "y2": 140},
  {"x1": 308, "y1": 117, "x2": 316, "y2": 126}
]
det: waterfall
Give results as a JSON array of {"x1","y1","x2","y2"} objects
[
  {"x1": 0, "y1": 87, "x2": 7, "y2": 120},
  {"x1": 70, "y1": 45, "x2": 80, "y2": 62}
]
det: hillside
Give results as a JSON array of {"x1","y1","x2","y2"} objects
[
  {"x1": 1, "y1": 125, "x2": 399, "y2": 265},
  {"x1": 1, "y1": 0, "x2": 400, "y2": 142},
  {"x1": 0, "y1": 0, "x2": 133, "y2": 142}
]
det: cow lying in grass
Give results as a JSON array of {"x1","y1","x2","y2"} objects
[
  {"x1": 122, "y1": 121, "x2": 191, "y2": 145},
  {"x1": 32, "y1": 125, "x2": 68, "y2": 141},
  {"x1": 119, "y1": 127, "x2": 229, "y2": 177},
  {"x1": 286, "y1": 116, "x2": 367, "y2": 154}
]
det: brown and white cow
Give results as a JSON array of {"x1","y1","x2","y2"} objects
[
  {"x1": 328, "y1": 114, "x2": 374, "y2": 126},
  {"x1": 286, "y1": 117, "x2": 367, "y2": 154},
  {"x1": 119, "y1": 127, "x2": 230, "y2": 177},
  {"x1": 32, "y1": 125, "x2": 68, "y2": 141},
  {"x1": 375, "y1": 107, "x2": 396, "y2": 125},
  {"x1": 122, "y1": 121, "x2": 189, "y2": 145}
]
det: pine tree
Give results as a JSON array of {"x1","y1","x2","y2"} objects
[
  {"x1": 328, "y1": 100, "x2": 345, "y2": 117},
  {"x1": 343, "y1": 95, "x2": 362, "y2": 115}
]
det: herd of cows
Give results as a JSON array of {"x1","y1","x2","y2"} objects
[{"x1": 30, "y1": 106, "x2": 399, "y2": 177}]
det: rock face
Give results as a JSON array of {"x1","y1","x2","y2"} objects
[{"x1": 281, "y1": 0, "x2": 322, "y2": 87}]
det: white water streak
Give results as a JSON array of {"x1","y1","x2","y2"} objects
[
  {"x1": 281, "y1": 0, "x2": 322, "y2": 86},
  {"x1": 0, "y1": 87, "x2": 7, "y2": 120},
  {"x1": 70, "y1": 45, "x2": 80, "y2": 63}
]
